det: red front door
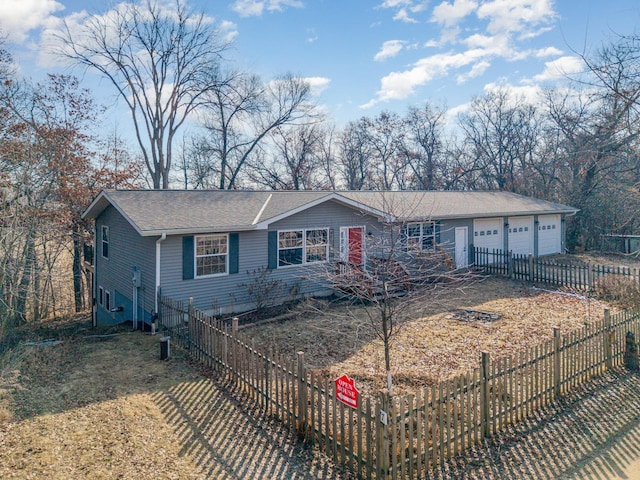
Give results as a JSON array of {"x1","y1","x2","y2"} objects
[{"x1": 348, "y1": 227, "x2": 363, "y2": 265}]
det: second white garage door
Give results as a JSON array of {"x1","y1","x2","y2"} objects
[
  {"x1": 538, "y1": 214, "x2": 562, "y2": 255},
  {"x1": 473, "y1": 218, "x2": 503, "y2": 250},
  {"x1": 508, "y1": 216, "x2": 534, "y2": 255}
]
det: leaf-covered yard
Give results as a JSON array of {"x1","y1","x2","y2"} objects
[
  {"x1": 245, "y1": 277, "x2": 615, "y2": 397},
  {"x1": 0, "y1": 320, "x2": 344, "y2": 479}
]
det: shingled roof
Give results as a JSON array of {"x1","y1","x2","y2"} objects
[{"x1": 83, "y1": 189, "x2": 577, "y2": 236}]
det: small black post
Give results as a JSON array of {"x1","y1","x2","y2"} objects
[
  {"x1": 624, "y1": 331, "x2": 639, "y2": 372},
  {"x1": 160, "y1": 336, "x2": 171, "y2": 360}
]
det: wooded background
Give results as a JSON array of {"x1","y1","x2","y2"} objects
[{"x1": 1, "y1": 3, "x2": 639, "y2": 331}]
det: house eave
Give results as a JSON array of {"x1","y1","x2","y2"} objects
[
  {"x1": 139, "y1": 225, "x2": 259, "y2": 237},
  {"x1": 253, "y1": 192, "x2": 389, "y2": 229},
  {"x1": 398, "y1": 208, "x2": 579, "y2": 222}
]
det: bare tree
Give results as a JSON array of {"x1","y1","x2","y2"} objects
[
  {"x1": 193, "y1": 71, "x2": 317, "y2": 189},
  {"x1": 458, "y1": 88, "x2": 537, "y2": 192},
  {"x1": 363, "y1": 111, "x2": 406, "y2": 190},
  {"x1": 326, "y1": 195, "x2": 474, "y2": 396},
  {"x1": 336, "y1": 119, "x2": 374, "y2": 190},
  {"x1": 57, "y1": 0, "x2": 229, "y2": 189},
  {"x1": 402, "y1": 102, "x2": 447, "y2": 190},
  {"x1": 248, "y1": 123, "x2": 325, "y2": 190}
]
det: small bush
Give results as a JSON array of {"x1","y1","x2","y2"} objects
[{"x1": 594, "y1": 276, "x2": 640, "y2": 309}]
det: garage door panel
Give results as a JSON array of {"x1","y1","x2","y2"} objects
[
  {"x1": 538, "y1": 214, "x2": 561, "y2": 255},
  {"x1": 508, "y1": 216, "x2": 533, "y2": 255},
  {"x1": 473, "y1": 218, "x2": 503, "y2": 250}
]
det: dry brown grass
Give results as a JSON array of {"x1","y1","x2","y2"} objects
[
  {"x1": 246, "y1": 277, "x2": 614, "y2": 397},
  {"x1": 0, "y1": 318, "x2": 346, "y2": 480}
]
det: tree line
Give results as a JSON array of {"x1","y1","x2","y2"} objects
[{"x1": 1, "y1": 0, "x2": 639, "y2": 331}]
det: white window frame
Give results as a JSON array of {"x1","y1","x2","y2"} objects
[
  {"x1": 278, "y1": 228, "x2": 329, "y2": 268},
  {"x1": 101, "y1": 225, "x2": 109, "y2": 259},
  {"x1": 98, "y1": 286, "x2": 104, "y2": 306},
  {"x1": 406, "y1": 221, "x2": 436, "y2": 251},
  {"x1": 195, "y1": 234, "x2": 229, "y2": 278}
]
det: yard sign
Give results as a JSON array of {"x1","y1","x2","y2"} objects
[{"x1": 335, "y1": 374, "x2": 359, "y2": 409}]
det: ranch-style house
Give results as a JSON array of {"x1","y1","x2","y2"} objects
[{"x1": 82, "y1": 190, "x2": 577, "y2": 327}]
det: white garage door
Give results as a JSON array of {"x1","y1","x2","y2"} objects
[
  {"x1": 473, "y1": 218, "x2": 503, "y2": 251},
  {"x1": 538, "y1": 214, "x2": 562, "y2": 255},
  {"x1": 508, "y1": 216, "x2": 534, "y2": 255}
]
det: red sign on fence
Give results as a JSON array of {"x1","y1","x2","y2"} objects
[{"x1": 335, "y1": 374, "x2": 359, "y2": 409}]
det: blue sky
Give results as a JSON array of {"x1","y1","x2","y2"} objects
[{"x1": 0, "y1": 0, "x2": 638, "y2": 127}]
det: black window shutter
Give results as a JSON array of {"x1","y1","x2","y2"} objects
[
  {"x1": 435, "y1": 221, "x2": 441, "y2": 244},
  {"x1": 268, "y1": 231, "x2": 278, "y2": 269},
  {"x1": 183, "y1": 236, "x2": 195, "y2": 280},
  {"x1": 229, "y1": 233, "x2": 239, "y2": 274}
]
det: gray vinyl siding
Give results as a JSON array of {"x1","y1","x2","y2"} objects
[
  {"x1": 160, "y1": 230, "x2": 269, "y2": 313},
  {"x1": 95, "y1": 205, "x2": 156, "y2": 325},
  {"x1": 269, "y1": 201, "x2": 382, "y2": 294},
  {"x1": 158, "y1": 200, "x2": 382, "y2": 313},
  {"x1": 439, "y1": 218, "x2": 473, "y2": 265}
]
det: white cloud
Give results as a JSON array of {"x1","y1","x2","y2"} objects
[
  {"x1": 231, "y1": 0, "x2": 303, "y2": 17},
  {"x1": 477, "y1": 0, "x2": 556, "y2": 36},
  {"x1": 379, "y1": 1, "x2": 428, "y2": 22},
  {"x1": 304, "y1": 76, "x2": 330, "y2": 96},
  {"x1": 379, "y1": 0, "x2": 414, "y2": 7},
  {"x1": 374, "y1": 40, "x2": 405, "y2": 62},
  {"x1": 530, "y1": 55, "x2": 584, "y2": 82},
  {"x1": 456, "y1": 60, "x2": 490, "y2": 83},
  {"x1": 393, "y1": 8, "x2": 419, "y2": 23},
  {"x1": 483, "y1": 82, "x2": 544, "y2": 105},
  {"x1": 362, "y1": 48, "x2": 488, "y2": 107},
  {"x1": 431, "y1": 0, "x2": 478, "y2": 28},
  {"x1": 535, "y1": 46, "x2": 562, "y2": 58},
  {"x1": 220, "y1": 20, "x2": 239, "y2": 42},
  {"x1": 232, "y1": 0, "x2": 265, "y2": 17},
  {"x1": 0, "y1": 0, "x2": 64, "y2": 42}
]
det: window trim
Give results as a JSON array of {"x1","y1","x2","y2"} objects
[
  {"x1": 194, "y1": 233, "x2": 229, "y2": 278},
  {"x1": 105, "y1": 290, "x2": 111, "y2": 312},
  {"x1": 98, "y1": 286, "x2": 104, "y2": 306},
  {"x1": 405, "y1": 221, "x2": 436, "y2": 251},
  {"x1": 277, "y1": 228, "x2": 329, "y2": 268},
  {"x1": 101, "y1": 225, "x2": 109, "y2": 259}
]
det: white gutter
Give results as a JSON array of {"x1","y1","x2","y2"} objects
[{"x1": 155, "y1": 233, "x2": 167, "y2": 314}]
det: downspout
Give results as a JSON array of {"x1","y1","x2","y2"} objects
[
  {"x1": 155, "y1": 233, "x2": 167, "y2": 315},
  {"x1": 92, "y1": 223, "x2": 97, "y2": 328}
]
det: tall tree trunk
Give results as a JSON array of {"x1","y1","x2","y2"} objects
[
  {"x1": 14, "y1": 229, "x2": 36, "y2": 325},
  {"x1": 72, "y1": 224, "x2": 84, "y2": 312}
]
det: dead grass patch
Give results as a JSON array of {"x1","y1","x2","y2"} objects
[
  {"x1": 0, "y1": 317, "x2": 345, "y2": 480},
  {"x1": 246, "y1": 277, "x2": 614, "y2": 397}
]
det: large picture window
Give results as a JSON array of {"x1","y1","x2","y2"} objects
[
  {"x1": 195, "y1": 234, "x2": 228, "y2": 277},
  {"x1": 278, "y1": 228, "x2": 328, "y2": 267},
  {"x1": 406, "y1": 222, "x2": 436, "y2": 251},
  {"x1": 101, "y1": 226, "x2": 109, "y2": 259}
]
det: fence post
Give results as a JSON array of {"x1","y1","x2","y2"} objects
[
  {"x1": 528, "y1": 254, "x2": 534, "y2": 282},
  {"x1": 157, "y1": 287, "x2": 162, "y2": 323},
  {"x1": 624, "y1": 332, "x2": 639, "y2": 371},
  {"x1": 553, "y1": 327, "x2": 561, "y2": 398},
  {"x1": 232, "y1": 317, "x2": 239, "y2": 374},
  {"x1": 604, "y1": 309, "x2": 613, "y2": 370},
  {"x1": 508, "y1": 252, "x2": 514, "y2": 279},
  {"x1": 480, "y1": 351, "x2": 491, "y2": 438},
  {"x1": 377, "y1": 391, "x2": 391, "y2": 478},
  {"x1": 296, "y1": 351, "x2": 308, "y2": 440},
  {"x1": 587, "y1": 262, "x2": 593, "y2": 290},
  {"x1": 187, "y1": 297, "x2": 194, "y2": 349}
]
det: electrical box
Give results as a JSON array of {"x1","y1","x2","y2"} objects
[{"x1": 132, "y1": 268, "x2": 141, "y2": 287}]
